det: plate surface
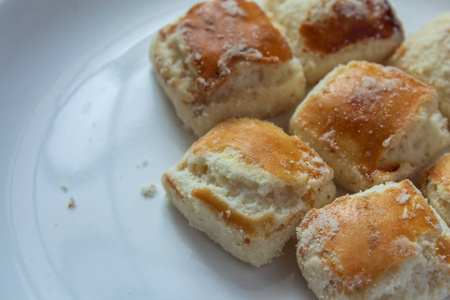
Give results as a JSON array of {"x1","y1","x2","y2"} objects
[{"x1": 1, "y1": 0, "x2": 449, "y2": 299}]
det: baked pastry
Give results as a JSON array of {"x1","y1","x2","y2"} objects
[
  {"x1": 389, "y1": 12, "x2": 450, "y2": 124},
  {"x1": 421, "y1": 153, "x2": 450, "y2": 226},
  {"x1": 290, "y1": 61, "x2": 450, "y2": 192},
  {"x1": 262, "y1": 0, "x2": 403, "y2": 85},
  {"x1": 161, "y1": 118, "x2": 335, "y2": 266},
  {"x1": 297, "y1": 180, "x2": 450, "y2": 299},
  {"x1": 150, "y1": 0, "x2": 305, "y2": 136}
]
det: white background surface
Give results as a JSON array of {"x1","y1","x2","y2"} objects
[{"x1": 1, "y1": 0, "x2": 450, "y2": 299}]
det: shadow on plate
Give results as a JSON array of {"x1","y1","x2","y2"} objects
[{"x1": 166, "y1": 200, "x2": 316, "y2": 298}]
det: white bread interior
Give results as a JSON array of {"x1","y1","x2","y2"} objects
[
  {"x1": 162, "y1": 118, "x2": 336, "y2": 266},
  {"x1": 389, "y1": 12, "x2": 450, "y2": 125}
]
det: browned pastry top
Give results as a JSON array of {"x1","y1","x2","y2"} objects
[
  {"x1": 162, "y1": 0, "x2": 292, "y2": 92},
  {"x1": 299, "y1": 180, "x2": 443, "y2": 294},
  {"x1": 293, "y1": 61, "x2": 435, "y2": 180},
  {"x1": 191, "y1": 118, "x2": 332, "y2": 183},
  {"x1": 424, "y1": 153, "x2": 450, "y2": 194},
  {"x1": 300, "y1": 0, "x2": 402, "y2": 54}
]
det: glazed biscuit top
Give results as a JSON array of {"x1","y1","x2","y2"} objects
[
  {"x1": 190, "y1": 118, "x2": 332, "y2": 183},
  {"x1": 293, "y1": 61, "x2": 436, "y2": 178},
  {"x1": 299, "y1": 0, "x2": 402, "y2": 54},
  {"x1": 299, "y1": 180, "x2": 449, "y2": 294},
  {"x1": 425, "y1": 153, "x2": 450, "y2": 193},
  {"x1": 161, "y1": 0, "x2": 292, "y2": 92}
]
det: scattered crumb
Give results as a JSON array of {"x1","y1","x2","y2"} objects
[
  {"x1": 60, "y1": 184, "x2": 68, "y2": 192},
  {"x1": 141, "y1": 184, "x2": 156, "y2": 198},
  {"x1": 137, "y1": 159, "x2": 149, "y2": 169},
  {"x1": 68, "y1": 198, "x2": 76, "y2": 209}
]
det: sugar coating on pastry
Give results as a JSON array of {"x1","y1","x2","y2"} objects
[
  {"x1": 389, "y1": 12, "x2": 450, "y2": 124},
  {"x1": 421, "y1": 153, "x2": 450, "y2": 226},
  {"x1": 262, "y1": 0, "x2": 403, "y2": 85},
  {"x1": 297, "y1": 180, "x2": 450, "y2": 300},
  {"x1": 150, "y1": 0, "x2": 305, "y2": 136},
  {"x1": 290, "y1": 61, "x2": 450, "y2": 192},
  {"x1": 161, "y1": 118, "x2": 335, "y2": 266}
]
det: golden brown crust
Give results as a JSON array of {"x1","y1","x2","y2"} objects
[
  {"x1": 293, "y1": 61, "x2": 435, "y2": 180},
  {"x1": 190, "y1": 118, "x2": 332, "y2": 183},
  {"x1": 299, "y1": 0, "x2": 402, "y2": 54},
  {"x1": 300, "y1": 180, "x2": 440, "y2": 294},
  {"x1": 160, "y1": 0, "x2": 292, "y2": 92},
  {"x1": 424, "y1": 153, "x2": 450, "y2": 194},
  {"x1": 435, "y1": 236, "x2": 450, "y2": 264}
]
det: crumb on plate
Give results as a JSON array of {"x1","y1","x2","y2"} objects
[
  {"x1": 68, "y1": 198, "x2": 76, "y2": 209},
  {"x1": 60, "y1": 184, "x2": 68, "y2": 192},
  {"x1": 141, "y1": 183, "x2": 156, "y2": 198}
]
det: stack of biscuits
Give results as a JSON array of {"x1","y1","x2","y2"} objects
[{"x1": 151, "y1": 0, "x2": 450, "y2": 298}]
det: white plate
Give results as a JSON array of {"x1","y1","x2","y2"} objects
[{"x1": 1, "y1": 0, "x2": 449, "y2": 299}]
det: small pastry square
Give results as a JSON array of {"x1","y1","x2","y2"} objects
[
  {"x1": 389, "y1": 12, "x2": 450, "y2": 124},
  {"x1": 150, "y1": 0, "x2": 305, "y2": 136},
  {"x1": 162, "y1": 118, "x2": 335, "y2": 266},
  {"x1": 262, "y1": 0, "x2": 404, "y2": 85},
  {"x1": 297, "y1": 180, "x2": 450, "y2": 299},
  {"x1": 290, "y1": 61, "x2": 450, "y2": 192},
  {"x1": 421, "y1": 153, "x2": 450, "y2": 226}
]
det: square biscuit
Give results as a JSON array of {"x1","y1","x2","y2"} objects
[
  {"x1": 290, "y1": 61, "x2": 450, "y2": 193},
  {"x1": 297, "y1": 180, "x2": 450, "y2": 299},
  {"x1": 150, "y1": 0, "x2": 305, "y2": 136},
  {"x1": 421, "y1": 153, "x2": 450, "y2": 227},
  {"x1": 389, "y1": 12, "x2": 450, "y2": 126},
  {"x1": 262, "y1": 0, "x2": 404, "y2": 85},
  {"x1": 162, "y1": 118, "x2": 335, "y2": 266}
]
